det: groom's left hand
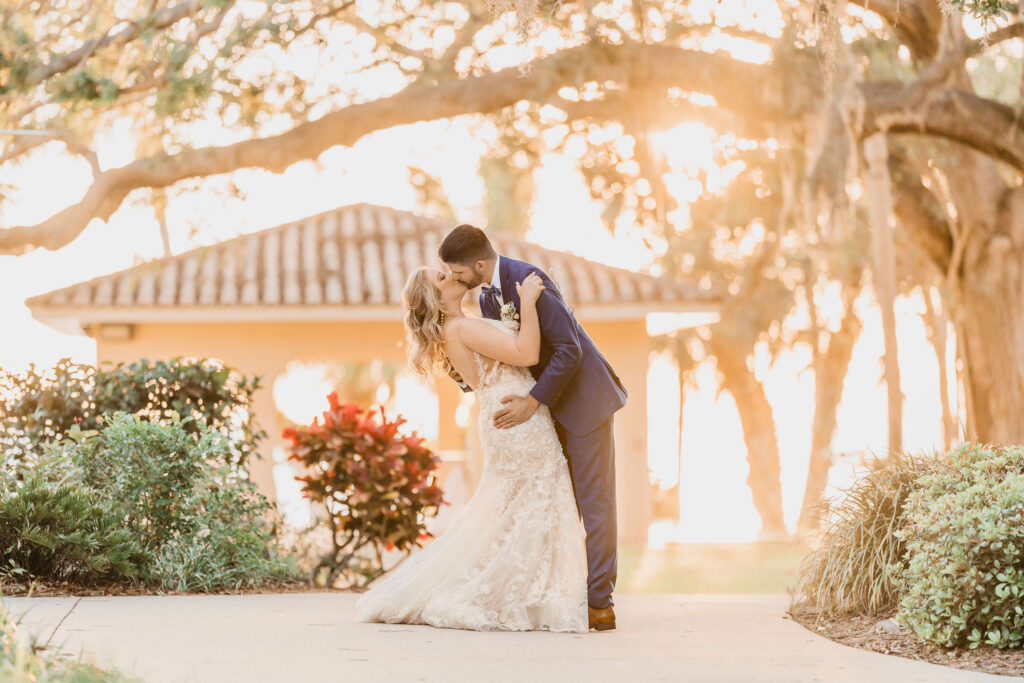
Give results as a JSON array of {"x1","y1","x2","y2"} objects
[{"x1": 493, "y1": 394, "x2": 540, "y2": 429}]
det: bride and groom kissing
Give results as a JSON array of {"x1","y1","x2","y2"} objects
[{"x1": 356, "y1": 224, "x2": 627, "y2": 634}]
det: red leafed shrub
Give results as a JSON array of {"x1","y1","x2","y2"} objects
[{"x1": 282, "y1": 392, "x2": 444, "y2": 587}]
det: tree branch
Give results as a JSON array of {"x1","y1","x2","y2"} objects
[
  {"x1": 862, "y1": 82, "x2": 1024, "y2": 170},
  {"x1": 0, "y1": 41, "x2": 617, "y2": 254},
  {"x1": 968, "y1": 21, "x2": 1024, "y2": 57},
  {"x1": 917, "y1": 20, "x2": 1024, "y2": 89},
  {"x1": 433, "y1": 9, "x2": 489, "y2": 76},
  {"x1": 23, "y1": 1, "x2": 208, "y2": 87},
  {"x1": 345, "y1": 14, "x2": 430, "y2": 64},
  {"x1": 848, "y1": 0, "x2": 944, "y2": 61},
  {"x1": 0, "y1": 128, "x2": 100, "y2": 173},
  {"x1": 552, "y1": 89, "x2": 765, "y2": 138},
  {"x1": 4, "y1": 39, "x2": 1024, "y2": 255}
]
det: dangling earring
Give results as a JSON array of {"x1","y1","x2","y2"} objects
[{"x1": 439, "y1": 309, "x2": 446, "y2": 326}]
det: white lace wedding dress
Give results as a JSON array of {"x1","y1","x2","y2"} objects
[{"x1": 355, "y1": 317, "x2": 588, "y2": 632}]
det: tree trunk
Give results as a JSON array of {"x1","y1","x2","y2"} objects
[
  {"x1": 153, "y1": 189, "x2": 172, "y2": 258},
  {"x1": 922, "y1": 287, "x2": 956, "y2": 451},
  {"x1": 908, "y1": 49, "x2": 1024, "y2": 444},
  {"x1": 796, "y1": 304, "x2": 861, "y2": 536},
  {"x1": 713, "y1": 343, "x2": 788, "y2": 539},
  {"x1": 865, "y1": 133, "x2": 903, "y2": 452},
  {"x1": 956, "y1": 186, "x2": 1024, "y2": 443}
]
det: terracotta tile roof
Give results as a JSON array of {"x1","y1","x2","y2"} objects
[{"x1": 27, "y1": 204, "x2": 716, "y2": 318}]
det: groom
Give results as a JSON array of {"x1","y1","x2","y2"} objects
[{"x1": 439, "y1": 224, "x2": 627, "y2": 632}]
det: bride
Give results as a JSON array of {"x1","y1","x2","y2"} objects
[{"x1": 355, "y1": 267, "x2": 588, "y2": 633}]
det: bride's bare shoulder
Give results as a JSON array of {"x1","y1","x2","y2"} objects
[
  {"x1": 443, "y1": 317, "x2": 481, "y2": 341},
  {"x1": 447, "y1": 317, "x2": 489, "y2": 330},
  {"x1": 446, "y1": 318, "x2": 505, "y2": 349}
]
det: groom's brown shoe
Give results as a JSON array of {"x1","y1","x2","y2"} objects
[{"x1": 588, "y1": 605, "x2": 616, "y2": 631}]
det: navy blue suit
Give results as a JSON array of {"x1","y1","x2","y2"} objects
[{"x1": 479, "y1": 256, "x2": 626, "y2": 609}]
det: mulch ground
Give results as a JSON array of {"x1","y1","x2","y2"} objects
[
  {"x1": 789, "y1": 604, "x2": 1024, "y2": 678},
  {"x1": 0, "y1": 577, "x2": 345, "y2": 598}
]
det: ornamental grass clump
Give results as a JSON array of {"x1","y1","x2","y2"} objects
[
  {"x1": 893, "y1": 443, "x2": 1024, "y2": 649},
  {"x1": 791, "y1": 451, "x2": 943, "y2": 616},
  {"x1": 283, "y1": 393, "x2": 445, "y2": 588}
]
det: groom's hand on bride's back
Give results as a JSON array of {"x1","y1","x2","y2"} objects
[{"x1": 493, "y1": 394, "x2": 540, "y2": 429}]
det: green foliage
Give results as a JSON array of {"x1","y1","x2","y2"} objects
[
  {"x1": 0, "y1": 357, "x2": 264, "y2": 470},
  {"x1": 68, "y1": 412, "x2": 293, "y2": 591},
  {"x1": 53, "y1": 70, "x2": 119, "y2": 103},
  {"x1": 283, "y1": 394, "x2": 444, "y2": 588},
  {"x1": 71, "y1": 412, "x2": 232, "y2": 548},
  {"x1": 1, "y1": 595, "x2": 144, "y2": 682},
  {"x1": 0, "y1": 471, "x2": 151, "y2": 586},
  {"x1": 0, "y1": 360, "x2": 298, "y2": 592},
  {"x1": 791, "y1": 451, "x2": 942, "y2": 616},
  {"x1": 949, "y1": 0, "x2": 1020, "y2": 20},
  {"x1": 0, "y1": 0, "x2": 330, "y2": 132},
  {"x1": 893, "y1": 443, "x2": 1024, "y2": 649}
]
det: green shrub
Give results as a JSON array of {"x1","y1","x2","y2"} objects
[
  {"x1": 66, "y1": 413, "x2": 296, "y2": 589},
  {"x1": 71, "y1": 412, "x2": 229, "y2": 549},
  {"x1": 790, "y1": 451, "x2": 942, "y2": 616},
  {"x1": 0, "y1": 428, "x2": 89, "y2": 489},
  {"x1": 146, "y1": 472, "x2": 299, "y2": 592},
  {"x1": 0, "y1": 357, "x2": 264, "y2": 469},
  {"x1": 0, "y1": 359, "x2": 302, "y2": 593},
  {"x1": 68, "y1": 412, "x2": 296, "y2": 591},
  {"x1": 283, "y1": 394, "x2": 444, "y2": 587},
  {"x1": 0, "y1": 472, "x2": 151, "y2": 586},
  {"x1": 893, "y1": 443, "x2": 1024, "y2": 649}
]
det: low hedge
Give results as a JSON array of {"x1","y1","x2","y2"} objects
[{"x1": 893, "y1": 443, "x2": 1024, "y2": 649}]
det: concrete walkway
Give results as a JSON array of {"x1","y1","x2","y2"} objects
[{"x1": 2, "y1": 593, "x2": 1015, "y2": 682}]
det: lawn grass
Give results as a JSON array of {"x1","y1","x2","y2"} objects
[{"x1": 618, "y1": 542, "x2": 805, "y2": 594}]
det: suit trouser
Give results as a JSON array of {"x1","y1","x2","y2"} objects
[{"x1": 555, "y1": 416, "x2": 617, "y2": 609}]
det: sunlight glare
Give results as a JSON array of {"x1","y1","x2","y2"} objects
[
  {"x1": 272, "y1": 362, "x2": 335, "y2": 426},
  {"x1": 387, "y1": 370, "x2": 439, "y2": 444}
]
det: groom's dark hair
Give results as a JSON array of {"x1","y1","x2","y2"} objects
[{"x1": 438, "y1": 224, "x2": 496, "y2": 265}]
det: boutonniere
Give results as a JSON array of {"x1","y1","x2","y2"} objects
[{"x1": 500, "y1": 301, "x2": 520, "y2": 330}]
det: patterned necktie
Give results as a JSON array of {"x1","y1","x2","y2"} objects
[{"x1": 481, "y1": 284, "x2": 501, "y2": 312}]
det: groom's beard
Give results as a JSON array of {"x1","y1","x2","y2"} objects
[
  {"x1": 466, "y1": 272, "x2": 488, "y2": 289},
  {"x1": 454, "y1": 276, "x2": 482, "y2": 289}
]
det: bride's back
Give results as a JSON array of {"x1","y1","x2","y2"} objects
[{"x1": 442, "y1": 317, "x2": 527, "y2": 392}]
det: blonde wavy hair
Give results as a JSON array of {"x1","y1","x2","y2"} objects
[{"x1": 403, "y1": 268, "x2": 455, "y2": 379}]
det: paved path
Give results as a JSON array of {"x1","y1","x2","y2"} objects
[{"x1": 2, "y1": 593, "x2": 1015, "y2": 682}]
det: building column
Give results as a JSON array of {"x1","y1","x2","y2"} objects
[
  {"x1": 584, "y1": 319, "x2": 653, "y2": 547},
  {"x1": 248, "y1": 370, "x2": 285, "y2": 504},
  {"x1": 613, "y1": 347, "x2": 652, "y2": 545}
]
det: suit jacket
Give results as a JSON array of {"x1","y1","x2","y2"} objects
[{"x1": 478, "y1": 256, "x2": 627, "y2": 436}]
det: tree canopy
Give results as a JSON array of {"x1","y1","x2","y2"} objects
[{"x1": 2, "y1": 0, "x2": 1023, "y2": 257}]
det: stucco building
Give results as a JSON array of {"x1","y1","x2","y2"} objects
[{"x1": 27, "y1": 203, "x2": 717, "y2": 543}]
